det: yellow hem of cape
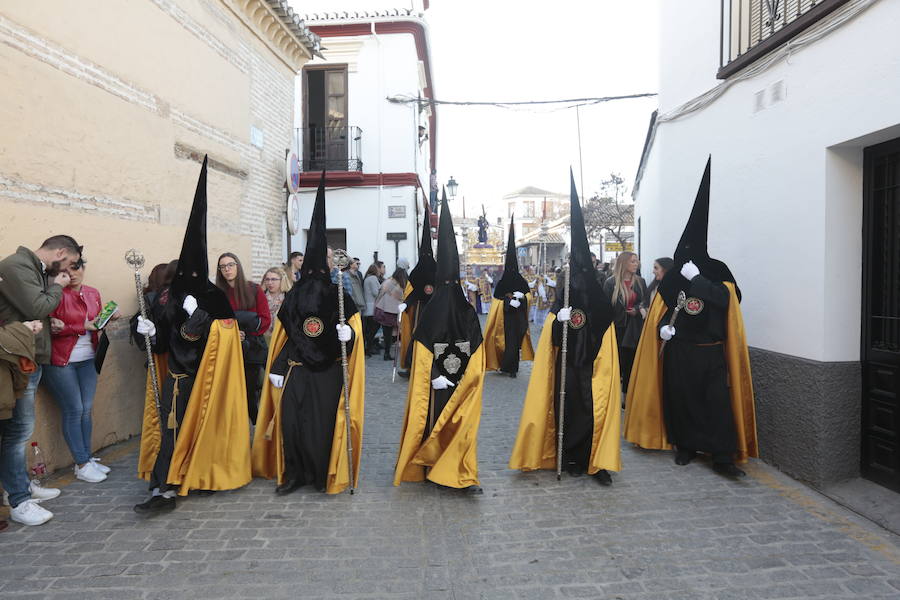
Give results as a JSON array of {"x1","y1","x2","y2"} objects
[
  {"x1": 508, "y1": 313, "x2": 622, "y2": 474},
  {"x1": 138, "y1": 354, "x2": 167, "y2": 481},
  {"x1": 623, "y1": 283, "x2": 758, "y2": 462}
]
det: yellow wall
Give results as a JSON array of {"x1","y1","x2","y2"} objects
[{"x1": 0, "y1": 0, "x2": 311, "y2": 474}]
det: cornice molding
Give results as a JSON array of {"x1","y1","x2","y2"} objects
[{"x1": 220, "y1": 0, "x2": 320, "y2": 71}]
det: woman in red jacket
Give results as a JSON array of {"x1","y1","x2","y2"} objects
[
  {"x1": 216, "y1": 253, "x2": 271, "y2": 423},
  {"x1": 43, "y1": 258, "x2": 118, "y2": 483}
]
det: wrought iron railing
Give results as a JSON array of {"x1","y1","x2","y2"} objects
[
  {"x1": 297, "y1": 125, "x2": 363, "y2": 172},
  {"x1": 718, "y1": 0, "x2": 851, "y2": 78}
]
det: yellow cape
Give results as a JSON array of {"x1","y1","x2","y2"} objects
[
  {"x1": 393, "y1": 340, "x2": 485, "y2": 488},
  {"x1": 399, "y1": 281, "x2": 415, "y2": 369},
  {"x1": 483, "y1": 297, "x2": 535, "y2": 371},
  {"x1": 623, "y1": 283, "x2": 758, "y2": 462},
  {"x1": 251, "y1": 313, "x2": 365, "y2": 494},
  {"x1": 508, "y1": 314, "x2": 622, "y2": 474},
  {"x1": 166, "y1": 319, "x2": 252, "y2": 495},
  {"x1": 138, "y1": 353, "x2": 167, "y2": 481}
]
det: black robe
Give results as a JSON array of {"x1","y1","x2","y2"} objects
[
  {"x1": 660, "y1": 274, "x2": 737, "y2": 461},
  {"x1": 500, "y1": 296, "x2": 529, "y2": 375}
]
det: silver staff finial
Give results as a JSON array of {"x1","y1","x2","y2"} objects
[
  {"x1": 125, "y1": 249, "x2": 146, "y2": 270},
  {"x1": 333, "y1": 248, "x2": 351, "y2": 270}
]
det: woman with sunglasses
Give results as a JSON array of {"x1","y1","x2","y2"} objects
[
  {"x1": 44, "y1": 258, "x2": 119, "y2": 483},
  {"x1": 215, "y1": 253, "x2": 271, "y2": 423}
]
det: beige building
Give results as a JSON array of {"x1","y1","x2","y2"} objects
[{"x1": 0, "y1": 0, "x2": 319, "y2": 473}]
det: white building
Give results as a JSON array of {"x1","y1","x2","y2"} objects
[
  {"x1": 634, "y1": 0, "x2": 899, "y2": 495},
  {"x1": 289, "y1": 3, "x2": 436, "y2": 271}
]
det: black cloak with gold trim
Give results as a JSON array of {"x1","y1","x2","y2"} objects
[
  {"x1": 394, "y1": 189, "x2": 484, "y2": 488},
  {"x1": 623, "y1": 157, "x2": 758, "y2": 462}
]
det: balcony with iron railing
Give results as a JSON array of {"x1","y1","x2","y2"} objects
[
  {"x1": 296, "y1": 125, "x2": 363, "y2": 172},
  {"x1": 718, "y1": 0, "x2": 852, "y2": 79}
]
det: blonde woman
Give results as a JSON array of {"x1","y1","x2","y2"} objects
[
  {"x1": 602, "y1": 251, "x2": 647, "y2": 390},
  {"x1": 261, "y1": 267, "x2": 291, "y2": 336}
]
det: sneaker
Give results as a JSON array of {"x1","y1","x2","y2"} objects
[
  {"x1": 90, "y1": 458, "x2": 111, "y2": 474},
  {"x1": 74, "y1": 461, "x2": 107, "y2": 483},
  {"x1": 2, "y1": 480, "x2": 60, "y2": 506},
  {"x1": 9, "y1": 499, "x2": 53, "y2": 526}
]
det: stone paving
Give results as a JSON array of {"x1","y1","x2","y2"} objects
[{"x1": 2, "y1": 322, "x2": 900, "y2": 599}]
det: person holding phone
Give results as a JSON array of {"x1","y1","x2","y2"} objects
[{"x1": 43, "y1": 257, "x2": 119, "y2": 483}]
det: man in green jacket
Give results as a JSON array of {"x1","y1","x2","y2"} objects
[{"x1": 0, "y1": 235, "x2": 81, "y2": 527}]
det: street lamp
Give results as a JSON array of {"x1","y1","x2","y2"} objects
[{"x1": 446, "y1": 176, "x2": 458, "y2": 200}]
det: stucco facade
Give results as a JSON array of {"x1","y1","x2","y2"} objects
[{"x1": 0, "y1": 0, "x2": 317, "y2": 473}]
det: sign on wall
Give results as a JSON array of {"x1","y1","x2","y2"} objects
[
  {"x1": 388, "y1": 205, "x2": 406, "y2": 219},
  {"x1": 285, "y1": 151, "x2": 300, "y2": 194},
  {"x1": 605, "y1": 242, "x2": 634, "y2": 252},
  {"x1": 287, "y1": 194, "x2": 301, "y2": 235}
]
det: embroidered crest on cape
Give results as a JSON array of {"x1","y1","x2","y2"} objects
[
  {"x1": 568, "y1": 309, "x2": 587, "y2": 330},
  {"x1": 302, "y1": 316, "x2": 325, "y2": 337},
  {"x1": 684, "y1": 297, "x2": 705, "y2": 316}
]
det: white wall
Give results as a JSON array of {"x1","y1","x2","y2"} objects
[
  {"x1": 636, "y1": 0, "x2": 899, "y2": 363},
  {"x1": 290, "y1": 184, "x2": 421, "y2": 272}
]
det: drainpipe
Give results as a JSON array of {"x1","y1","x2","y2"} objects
[{"x1": 372, "y1": 21, "x2": 385, "y2": 263}]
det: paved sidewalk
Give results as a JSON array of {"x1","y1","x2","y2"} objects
[{"x1": 2, "y1": 324, "x2": 899, "y2": 599}]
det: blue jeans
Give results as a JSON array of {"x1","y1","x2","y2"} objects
[
  {"x1": 42, "y1": 360, "x2": 97, "y2": 466},
  {"x1": 0, "y1": 366, "x2": 42, "y2": 507}
]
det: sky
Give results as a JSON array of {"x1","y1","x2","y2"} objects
[{"x1": 295, "y1": 0, "x2": 660, "y2": 221}]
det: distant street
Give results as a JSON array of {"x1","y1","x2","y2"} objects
[{"x1": 2, "y1": 322, "x2": 899, "y2": 600}]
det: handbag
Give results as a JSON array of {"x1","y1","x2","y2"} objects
[{"x1": 373, "y1": 306, "x2": 397, "y2": 328}]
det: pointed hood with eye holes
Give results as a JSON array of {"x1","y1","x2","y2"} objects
[
  {"x1": 406, "y1": 201, "x2": 437, "y2": 305},
  {"x1": 169, "y1": 156, "x2": 234, "y2": 320},
  {"x1": 658, "y1": 157, "x2": 740, "y2": 309},
  {"x1": 550, "y1": 169, "x2": 613, "y2": 364},
  {"x1": 277, "y1": 171, "x2": 358, "y2": 371},
  {"x1": 413, "y1": 188, "x2": 482, "y2": 360},
  {"x1": 493, "y1": 216, "x2": 529, "y2": 299}
]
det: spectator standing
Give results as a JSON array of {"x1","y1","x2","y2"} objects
[
  {"x1": 43, "y1": 258, "x2": 118, "y2": 483},
  {"x1": 0, "y1": 320, "x2": 42, "y2": 531},
  {"x1": 288, "y1": 251, "x2": 304, "y2": 282},
  {"x1": 261, "y1": 267, "x2": 291, "y2": 337},
  {"x1": 603, "y1": 251, "x2": 647, "y2": 392},
  {"x1": 362, "y1": 261, "x2": 385, "y2": 356},
  {"x1": 0, "y1": 235, "x2": 82, "y2": 526},
  {"x1": 644, "y1": 257, "x2": 675, "y2": 310},
  {"x1": 374, "y1": 267, "x2": 407, "y2": 361},
  {"x1": 348, "y1": 257, "x2": 366, "y2": 314},
  {"x1": 216, "y1": 253, "x2": 271, "y2": 423}
]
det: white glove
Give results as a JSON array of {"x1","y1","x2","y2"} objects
[
  {"x1": 512, "y1": 291, "x2": 525, "y2": 300},
  {"x1": 336, "y1": 323, "x2": 352, "y2": 343},
  {"x1": 182, "y1": 295, "x2": 198, "y2": 317},
  {"x1": 136, "y1": 316, "x2": 156, "y2": 337},
  {"x1": 528, "y1": 280, "x2": 536, "y2": 289},
  {"x1": 268, "y1": 373, "x2": 284, "y2": 388},
  {"x1": 660, "y1": 325, "x2": 675, "y2": 341},
  {"x1": 466, "y1": 282, "x2": 478, "y2": 292},
  {"x1": 546, "y1": 279, "x2": 557, "y2": 288},
  {"x1": 431, "y1": 375, "x2": 455, "y2": 390},
  {"x1": 486, "y1": 274, "x2": 494, "y2": 284},
  {"x1": 398, "y1": 302, "x2": 408, "y2": 313},
  {"x1": 557, "y1": 307, "x2": 572, "y2": 322},
  {"x1": 510, "y1": 299, "x2": 521, "y2": 308},
  {"x1": 680, "y1": 261, "x2": 700, "y2": 281}
]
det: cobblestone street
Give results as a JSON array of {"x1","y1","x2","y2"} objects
[{"x1": 2, "y1": 324, "x2": 900, "y2": 600}]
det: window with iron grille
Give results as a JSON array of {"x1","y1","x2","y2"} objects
[{"x1": 718, "y1": 0, "x2": 852, "y2": 79}]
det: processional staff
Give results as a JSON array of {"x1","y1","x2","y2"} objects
[{"x1": 332, "y1": 249, "x2": 356, "y2": 494}]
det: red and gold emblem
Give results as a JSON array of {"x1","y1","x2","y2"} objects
[
  {"x1": 684, "y1": 297, "x2": 704, "y2": 315},
  {"x1": 569, "y1": 309, "x2": 587, "y2": 329},
  {"x1": 302, "y1": 316, "x2": 324, "y2": 337},
  {"x1": 424, "y1": 284, "x2": 434, "y2": 295}
]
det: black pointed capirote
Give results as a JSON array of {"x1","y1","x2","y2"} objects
[
  {"x1": 300, "y1": 170, "x2": 330, "y2": 282},
  {"x1": 493, "y1": 216, "x2": 529, "y2": 299},
  {"x1": 169, "y1": 155, "x2": 234, "y2": 319},
  {"x1": 434, "y1": 187, "x2": 461, "y2": 286},
  {"x1": 407, "y1": 202, "x2": 437, "y2": 305}
]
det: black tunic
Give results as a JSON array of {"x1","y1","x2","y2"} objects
[
  {"x1": 660, "y1": 275, "x2": 737, "y2": 461},
  {"x1": 500, "y1": 296, "x2": 529, "y2": 375}
]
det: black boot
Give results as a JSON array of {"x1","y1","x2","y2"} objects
[
  {"x1": 566, "y1": 463, "x2": 585, "y2": 477},
  {"x1": 712, "y1": 463, "x2": 746, "y2": 478},
  {"x1": 675, "y1": 448, "x2": 697, "y2": 466},
  {"x1": 462, "y1": 485, "x2": 484, "y2": 495},
  {"x1": 276, "y1": 479, "x2": 302, "y2": 495},
  {"x1": 593, "y1": 470, "x2": 612, "y2": 486},
  {"x1": 133, "y1": 495, "x2": 176, "y2": 514}
]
